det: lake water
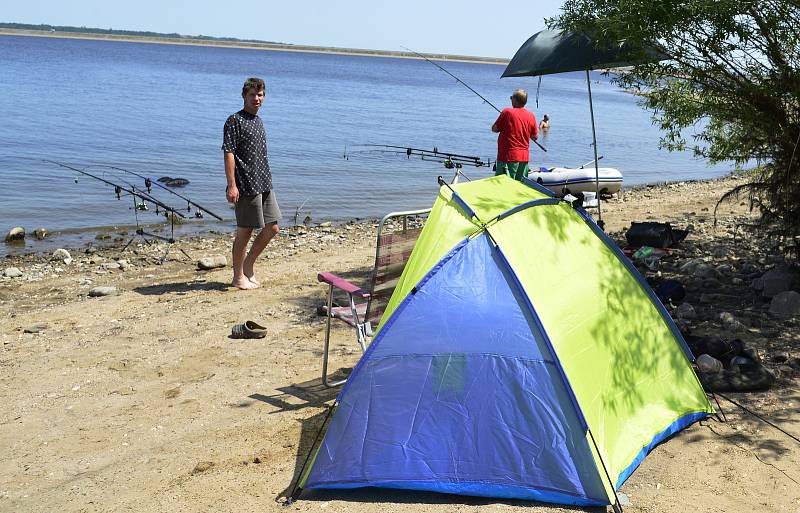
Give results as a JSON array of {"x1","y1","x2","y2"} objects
[{"x1": 0, "y1": 35, "x2": 733, "y2": 254}]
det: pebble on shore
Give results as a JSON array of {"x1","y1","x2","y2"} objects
[
  {"x1": 3, "y1": 267, "x2": 23, "y2": 278},
  {"x1": 197, "y1": 256, "x2": 227, "y2": 270},
  {"x1": 89, "y1": 286, "x2": 118, "y2": 297}
]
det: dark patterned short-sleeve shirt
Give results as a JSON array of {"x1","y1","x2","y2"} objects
[{"x1": 222, "y1": 109, "x2": 272, "y2": 196}]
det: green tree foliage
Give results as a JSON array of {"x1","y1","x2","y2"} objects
[{"x1": 552, "y1": 1, "x2": 800, "y2": 244}]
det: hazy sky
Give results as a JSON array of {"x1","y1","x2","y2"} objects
[{"x1": 3, "y1": 0, "x2": 566, "y2": 58}]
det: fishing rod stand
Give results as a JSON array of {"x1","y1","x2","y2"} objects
[
  {"x1": 121, "y1": 194, "x2": 192, "y2": 264},
  {"x1": 121, "y1": 226, "x2": 192, "y2": 264}
]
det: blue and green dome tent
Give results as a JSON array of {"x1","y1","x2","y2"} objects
[{"x1": 295, "y1": 175, "x2": 712, "y2": 507}]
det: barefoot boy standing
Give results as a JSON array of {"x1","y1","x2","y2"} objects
[{"x1": 222, "y1": 77, "x2": 281, "y2": 290}]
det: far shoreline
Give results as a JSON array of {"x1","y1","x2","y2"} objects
[{"x1": 0, "y1": 28, "x2": 510, "y2": 65}]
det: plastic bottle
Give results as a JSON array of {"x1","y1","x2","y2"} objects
[{"x1": 632, "y1": 246, "x2": 655, "y2": 260}]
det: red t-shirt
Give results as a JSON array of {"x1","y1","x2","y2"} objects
[{"x1": 494, "y1": 107, "x2": 538, "y2": 162}]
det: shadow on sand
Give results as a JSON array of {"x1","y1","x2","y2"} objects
[
  {"x1": 298, "y1": 487, "x2": 606, "y2": 512},
  {"x1": 133, "y1": 280, "x2": 230, "y2": 295},
  {"x1": 246, "y1": 372, "x2": 349, "y2": 413}
]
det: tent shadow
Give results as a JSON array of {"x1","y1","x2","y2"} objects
[
  {"x1": 299, "y1": 487, "x2": 606, "y2": 511},
  {"x1": 702, "y1": 391, "x2": 800, "y2": 460},
  {"x1": 276, "y1": 406, "x2": 333, "y2": 501}
]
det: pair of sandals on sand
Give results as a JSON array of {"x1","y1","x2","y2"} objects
[{"x1": 231, "y1": 320, "x2": 267, "y2": 339}]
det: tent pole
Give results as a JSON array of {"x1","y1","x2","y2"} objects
[
  {"x1": 286, "y1": 403, "x2": 336, "y2": 503},
  {"x1": 490, "y1": 233, "x2": 621, "y2": 508},
  {"x1": 587, "y1": 428, "x2": 624, "y2": 511},
  {"x1": 586, "y1": 70, "x2": 604, "y2": 229}
]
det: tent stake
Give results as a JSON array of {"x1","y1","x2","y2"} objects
[{"x1": 711, "y1": 393, "x2": 728, "y2": 423}]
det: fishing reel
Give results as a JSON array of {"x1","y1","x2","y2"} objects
[
  {"x1": 442, "y1": 158, "x2": 463, "y2": 170},
  {"x1": 48, "y1": 159, "x2": 222, "y2": 223}
]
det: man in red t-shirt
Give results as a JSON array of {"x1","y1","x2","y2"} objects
[{"x1": 491, "y1": 89, "x2": 539, "y2": 181}]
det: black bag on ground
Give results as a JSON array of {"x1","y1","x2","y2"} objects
[
  {"x1": 685, "y1": 335, "x2": 743, "y2": 366},
  {"x1": 655, "y1": 279, "x2": 686, "y2": 304},
  {"x1": 625, "y1": 221, "x2": 688, "y2": 248}
]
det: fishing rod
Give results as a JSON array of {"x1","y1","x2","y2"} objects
[
  {"x1": 43, "y1": 159, "x2": 186, "y2": 218},
  {"x1": 403, "y1": 46, "x2": 547, "y2": 153},
  {"x1": 86, "y1": 164, "x2": 223, "y2": 221},
  {"x1": 346, "y1": 144, "x2": 493, "y2": 168},
  {"x1": 90, "y1": 167, "x2": 172, "y2": 214},
  {"x1": 578, "y1": 155, "x2": 604, "y2": 169},
  {"x1": 349, "y1": 149, "x2": 477, "y2": 170}
]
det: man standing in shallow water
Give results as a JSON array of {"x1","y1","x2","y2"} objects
[
  {"x1": 492, "y1": 89, "x2": 539, "y2": 181},
  {"x1": 222, "y1": 77, "x2": 281, "y2": 290}
]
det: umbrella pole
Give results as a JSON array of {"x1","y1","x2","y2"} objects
[{"x1": 586, "y1": 70, "x2": 604, "y2": 229}]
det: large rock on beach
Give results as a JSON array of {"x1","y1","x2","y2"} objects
[
  {"x1": 769, "y1": 291, "x2": 800, "y2": 318},
  {"x1": 679, "y1": 258, "x2": 720, "y2": 279},
  {"x1": 5, "y1": 227, "x2": 25, "y2": 242},
  {"x1": 51, "y1": 249, "x2": 72, "y2": 264},
  {"x1": 674, "y1": 302, "x2": 697, "y2": 320},
  {"x1": 693, "y1": 263, "x2": 721, "y2": 280},
  {"x1": 739, "y1": 262, "x2": 760, "y2": 276},
  {"x1": 3, "y1": 267, "x2": 23, "y2": 278},
  {"x1": 753, "y1": 266, "x2": 796, "y2": 298},
  {"x1": 197, "y1": 256, "x2": 227, "y2": 270},
  {"x1": 89, "y1": 286, "x2": 118, "y2": 297},
  {"x1": 719, "y1": 311, "x2": 743, "y2": 330}
]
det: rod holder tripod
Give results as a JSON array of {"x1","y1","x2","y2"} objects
[{"x1": 121, "y1": 194, "x2": 191, "y2": 264}]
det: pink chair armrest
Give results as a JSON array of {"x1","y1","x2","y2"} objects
[{"x1": 317, "y1": 272, "x2": 370, "y2": 298}]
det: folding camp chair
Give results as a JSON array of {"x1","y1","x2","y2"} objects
[{"x1": 317, "y1": 208, "x2": 429, "y2": 387}]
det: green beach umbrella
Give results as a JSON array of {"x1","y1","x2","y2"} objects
[{"x1": 502, "y1": 29, "x2": 666, "y2": 226}]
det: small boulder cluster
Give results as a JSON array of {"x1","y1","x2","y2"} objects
[{"x1": 618, "y1": 219, "x2": 800, "y2": 393}]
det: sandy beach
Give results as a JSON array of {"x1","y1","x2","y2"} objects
[{"x1": 1, "y1": 174, "x2": 799, "y2": 513}]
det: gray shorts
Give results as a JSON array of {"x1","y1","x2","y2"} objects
[{"x1": 235, "y1": 191, "x2": 282, "y2": 228}]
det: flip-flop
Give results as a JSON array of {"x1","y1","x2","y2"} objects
[{"x1": 231, "y1": 320, "x2": 267, "y2": 339}]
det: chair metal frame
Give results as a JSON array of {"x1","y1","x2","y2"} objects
[{"x1": 317, "y1": 208, "x2": 430, "y2": 387}]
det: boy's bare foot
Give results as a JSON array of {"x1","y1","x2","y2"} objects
[
  {"x1": 243, "y1": 263, "x2": 259, "y2": 286},
  {"x1": 232, "y1": 277, "x2": 259, "y2": 290}
]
